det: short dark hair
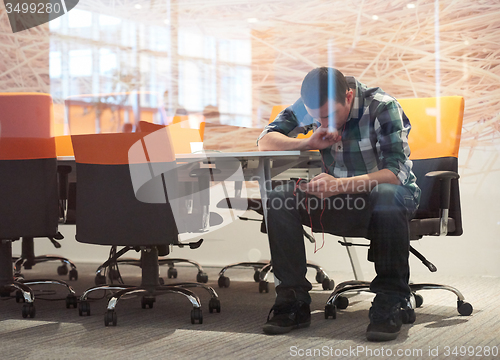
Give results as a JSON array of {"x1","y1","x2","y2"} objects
[{"x1": 300, "y1": 67, "x2": 349, "y2": 109}]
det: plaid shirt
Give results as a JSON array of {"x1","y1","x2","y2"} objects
[{"x1": 257, "y1": 76, "x2": 421, "y2": 203}]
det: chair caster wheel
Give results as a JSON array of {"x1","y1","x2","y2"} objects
[
  {"x1": 79, "y1": 301, "x2": 91, "y2": 316},
  {"x1": 335, "y1": 295, "x2": 349, "y2": 310},
  {"x1": 218, "y1": 276, "x2": 230, "y2": 288},
  {"x1": 322, "y1": 278, "x2": 335, "y2": 290},
  {"x1": 159, "y1": 277, "x2": 165, "y2": 285},
  {"x1": 167, "y1": 267, "x2": 178, "y2": 279},
  {"x1": 22, "y1": 303, "x2": 36, "y2": 318},
  {"x1": 258, "y1": 281, "x2": 269, "y2": 293},
  {"x1": 69, "y1": 269, "x2": 78, "y2": 281},
  {"x1": 65, "y1": 294, "x2": 78, "y2": 309},
  {"x1": 324, "y1": 304, "x2": 336, "y2": 319},
  {"x1": 316, "y1": 271, "x2": 325, "y2": 283},
  {"x1": 196, "y1": 272, "x2": 208, "y2": 283},
  {"x1": 191, "y1": 308, "x2": 203, "y2": 324},
  {"x1": 57, "y1": 264, "x2": 68, "y2": 276},
  {"x1": 414, "y1": 293, "x2": 424, "y2": 308},
  {"x1": 401, "y1": 308, "x2": 416, "y2": 324},
  {"x1": 209, "y1": 298, "x2": 221, "y2": 313},
  {"x1": 104, "y1": 310, "x2": 117, "y2": 326},
  {"x1": 95, "y1": 274, "x2": 106, "y2": 285},
  {"x1": 253, "y1": 270, "x2": 261, "y2": 283},
  {"x1": 141, "y1": 296, "x2": 155, "y2": 309},
  {"x1": 457, "y1": 300, "x2": 473, "y2": 316}
]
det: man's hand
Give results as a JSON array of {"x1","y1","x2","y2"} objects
[
  {"x1": 298, "y1": 173, "x2": 341, "y2": 198},
  {"x1": 306, "y1": 127, "x2": 341, "y2": 150},
  {"x1": 298, "y1": 169, "x2": 400, "y2": 198}
]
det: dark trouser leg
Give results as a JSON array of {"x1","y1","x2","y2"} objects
[
  {"x1": 368, "y1": 183, "x2": 417, "y2": 299},
  {"x1": 266, "y1": 183, "x2": 373, "y2": 305},
  {"x1": 267, "y1": 183, "x2": 312, "y2": 304}
]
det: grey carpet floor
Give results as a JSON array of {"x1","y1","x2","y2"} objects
[{"x1": 1, "y1": 262, "x2": 499, "y2": 359}]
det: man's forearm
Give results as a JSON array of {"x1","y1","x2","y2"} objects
[{"x1": 258, "y1": 132, "x2": 309, "y2": 151}]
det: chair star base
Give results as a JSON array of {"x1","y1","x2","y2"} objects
[
  {"x1": 14, "y1": 254, "x2": 78, "y2": 281},
  {"x1": 78, "y1": 246, "x2": 220, "y2": 326},
  {"x1": 324, "y1": 280, "x2": 473, "y2": 320},
  {"x1": 217, "y1": 261, "x2": 334, "y2": 292}
]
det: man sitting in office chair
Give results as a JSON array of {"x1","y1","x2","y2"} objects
[{"x1": 257, "y1": 67, "x2": 421, "y2": 341}]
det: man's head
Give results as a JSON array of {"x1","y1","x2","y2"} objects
[{"x1": 301, "y1": 67, "x2": 354, "y2": 129}]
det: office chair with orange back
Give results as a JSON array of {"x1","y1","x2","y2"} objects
[
  {"x1": 12, "y1": 160, "x2": 78, "y2": 281},
  {"x1": 0, "y1": 93, "x2": 78, "y2": 318},
  {"x1": 3, "y1": 107, "x2": 79, "y2": 281},
  {"x1": 91, "y1": 119, "x2": 213, "y2": 285},
  {"x1": 324, "y1": 96, "x2": 473, "y2": 320},
  {"x1": 72, "y1": 127, "x2": 220, "y2": 326}
]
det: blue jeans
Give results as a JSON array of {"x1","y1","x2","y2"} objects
[{"x1": 266, "y1": 182, "x2": 418, "y2": 305}]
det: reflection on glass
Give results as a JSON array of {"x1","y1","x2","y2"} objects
[
  {"x1": 49, "y1": 16, "x2": 61, "y2": 30},
  {"x1": 69, "y1": 49, "x2": 92, "y2": 77},
  {"x1": 49, "y1": 6, "x2": 254, "y2": 128},
  {"x1": 68, "y1": 9, "x2": 92, "y2": 28},
  {"x1": 50, "y1": 52, "x2": 61, "y2": 78},
  {"x1": 100, "y1": 49, "x2": 117, "y2": 75},
  {"x1": 99, "y1": 14, "x2": 121, "y2": 27}
]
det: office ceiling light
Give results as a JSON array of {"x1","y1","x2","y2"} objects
[
  {"x1": 407, "y1": 4, "x2": 416, "y2": 8},
  {"x1": 372, "y1": 15, "x2": 379, "y2": 20},
  {"x1": 247, "y1": 18, "x2": 259, "y2": 23},
  {"x1": 134, "y1": 4, "x2": 142, "y2": 9}
]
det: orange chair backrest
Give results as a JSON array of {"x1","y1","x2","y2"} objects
[
  {"x1": 72, "y1": 130, "x2": 176, "y2": 166},
  {"x1": 0, "y1": 92, "x2": 56, "y2": 160},
  {"x1": 55, "y1": 135, "x2": 74, "y2": 157},
  {"x1": 399, "y1": 96, "x2": 464, "y2": 160}
]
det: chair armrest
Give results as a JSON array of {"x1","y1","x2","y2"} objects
[
  {"x1": 425, "y1": 170, "x2": 459, "y2": 179},
  {"x1": 425, "y1": 170, "x2": 460, "y2": 235}
]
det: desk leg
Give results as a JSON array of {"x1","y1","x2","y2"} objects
[
  {"x1": 256, "y1": 158, "x2": 281, "y2": 288},
  {"x1": 220, "y1": 180, "x2": 237, "y2": 222},
  {"x1": 256, "y1": 157, "x2": 271, "y2": 231}
]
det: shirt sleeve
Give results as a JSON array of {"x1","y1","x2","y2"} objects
[
  {"x1": 256, "y1": 98, "x2": 315, "y2": 145},
  {"x1": 374, "y1": 99, "x2": 414, "y2": 185}
]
